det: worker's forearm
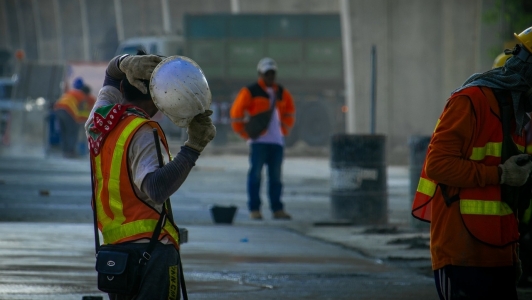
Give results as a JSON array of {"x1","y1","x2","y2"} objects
[
  {"x1": 103, "y1": 55, "x2": 127, "y2": 88},
  {"x1": 141, "y1": 146, "x2": 200, "y2": 204},
  {"x1": 425, "y1": 155, "x2": 500, "y2": 188}
]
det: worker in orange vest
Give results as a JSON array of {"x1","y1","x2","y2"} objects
[
  {"x1": 85, "y1": 52, "x2": 214, "y2": 299},
  {"x1": 53, "y1": 77, "x2": 91, "y2": 158},
  {"x1": 230, "y1": 58, "x2": 296, "y2": 220},
  {"x1": 412, "y1": 26, "x2": 532, "y2": 299}
]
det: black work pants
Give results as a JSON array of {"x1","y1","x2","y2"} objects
[{"x1": 434, "y1": 265, "x2": 518, "y2": 300}]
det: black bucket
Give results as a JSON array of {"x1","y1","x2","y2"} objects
[
  {"x1": 210, "y1": 205, "x2": 238, "y2": 224},
  {"x1": 330, "y1": 134, "x2": 387, "y2": 225}
]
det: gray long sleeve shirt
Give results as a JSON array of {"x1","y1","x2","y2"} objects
[{"x1": 85, "y1": 61, "x2": 199, "y2": 213}]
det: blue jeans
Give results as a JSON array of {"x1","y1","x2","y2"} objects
[
  {"x1": 247, "y1": 143, "x2": 284, "y2": 212},
  {"x1": 54, "y1": 109, "x2": 80, "y2": 157}
]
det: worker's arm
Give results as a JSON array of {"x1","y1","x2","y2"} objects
[
  {"x1": 425, "y1": 95, "x2": 500, "y2": 188},
  {"x1": 84, "y1": 56, "x2": 126, "y2": 133},
  {"x1": 141, "y1": 146, "x2": 199, "y2": 204},
  {"x1": 230, "y1": 88, "x2": 252, "y2": 139},
  {"x1": 280, "y1": 88, "x2": 296, "y2": 136},
  {"x1": 129, "y1": 125, "x2": 200, "y2": 204}
]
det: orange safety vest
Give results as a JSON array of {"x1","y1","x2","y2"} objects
[
  {"x1": 54, "y1": 90, "x2": 88, "y2": 123},
  {"x1": 412, "y1": 87, "x2": 526, "y2": 247},
  {"x1": 90, "y1": 115, "x2": 180, "y2": 249},
  {"x1": 230, "y1": 78, "x2": 295, "y2": 139}
]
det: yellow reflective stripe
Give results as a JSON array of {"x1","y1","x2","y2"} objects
[
  {"x1": 164, "y1": 222, "x2": 179, "y2": 244},
  {"x1": 417, "y1": 177, "x2": 436, "y2": 197},
  {"x1": 94, "y1": 155, "x2": 112, "y2": 227},
  {"x1": 103, "y1": 219, "x2": 179, "y2": 244},
  {"x1": 469, "y1": 142, "x2": 525, "y2": 161},
  {"x1": 469, "y1": 142, "x2": 501, "y2": 161},
  {"x1": 168, "y1": 265, "x2": 179, "y2": 300},
  {"x1": 523, "y1": 200, "x2": 532, "y2": 224},
  {"x1": 108, "y1": 118, "x2": 146, "y2": 229},
  {"x1": 104, "y1": 219, "x2": 159, "y2": 244},
  {"x1": 460, "y1": 199, "x2": 513, "y2": 216},
  {"x1": 433, "y1": 119, "x2": 440, "y2": 133}
]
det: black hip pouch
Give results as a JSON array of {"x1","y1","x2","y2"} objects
[{"x1": 95, "y1": 245, "x2": 142, "y2": 295}]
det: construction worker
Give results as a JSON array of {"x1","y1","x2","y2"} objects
[
  {"x1": 78, "y1": 84, "x2": 96, "y2": 122},
  {"x1": 412, "y1": 26, "x2": 532, "y2": 299},
  {"x1": 493, "y1": 52, "x2": 513, "y2": 69},
  {"x1": 494, "y1": 50, "x2": 532, "y2": 288},
  {"x1": 230, "y1": 57, "x2": 296, "y2": 220},
  {"x1": 85, "y1": 53, "x2": 215, "y2": 299},
  {"x1": 53, "y1": 77, "x2": 91, "y2": 158}
]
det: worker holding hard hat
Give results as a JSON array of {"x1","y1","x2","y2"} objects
[{"x1": 85, "y1": 52, "x2": 215, "y2": 299}]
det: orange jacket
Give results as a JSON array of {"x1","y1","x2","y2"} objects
[
  {"x1": 90, "y1": 115, "x2": 180, "y2": 249},
  {"x1": 230, "y1": 78, "x2": 295, "y2": 139},
  {"x1": 53, "y1": 89, "x2": 92, "y2": 123},
  {"x1": 412, "y1": 86, "x2": 522, "y2": 270}
]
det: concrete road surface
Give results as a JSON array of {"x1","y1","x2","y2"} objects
[{"x1": 0, "y1": 149, "x2": 529, "y2": 299}]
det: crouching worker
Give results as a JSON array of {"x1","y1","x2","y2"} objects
[{"x1": 85, "y1": 53, "x2": 215, "y2": 300}]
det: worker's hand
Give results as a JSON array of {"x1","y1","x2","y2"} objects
[
  {"x1": 119, "y1": 55, "x2": 162, "y2": 94},
  {"x1": 499, "y1": 154, "x2": 532, "y2": 186},
  {"x1": 185, "y1": 110, "x2": 216, "y2": 152}
]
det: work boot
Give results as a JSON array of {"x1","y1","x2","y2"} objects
[
  {"x1": 273, "y1": 210, "x2": 291, "y2": 220},
  {"x1": 250, "y1": 211, "x2": 263, "y2": 220}
]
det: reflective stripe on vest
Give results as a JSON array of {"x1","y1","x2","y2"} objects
[
  {"x1": 460, "y1": 199, "x2": 513, "y2": 216},
  {"x1": 523, "y1": 202, "x2": 532, "y2": 224},
  {"x1": 411, "y1": 86, "x2": 522, "y2": 246},
  {"x1": 93, "y1": 116, "x2": 179, "y2": 248}
]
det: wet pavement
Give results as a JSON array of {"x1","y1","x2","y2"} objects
[{"x1": 0, "y1": 146, "x2": 530, "y2": 299}]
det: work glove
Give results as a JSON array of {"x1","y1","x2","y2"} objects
[
  {"x1": 499, "y1": 154, "x2": 532, "y2": 186},
  {"x1": 119, "y1": 55, "x2": 162, "y2": 94},
  {"x1": 185, "y1": 110, "x2": 216, "y2": 152}
]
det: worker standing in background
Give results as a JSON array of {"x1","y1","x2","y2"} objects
[
  {"x1": 53, "y1": 77, "x2": 91, "y2": 158},
  {"x1": 412, "y1": 26, "x2": 532, "y2": 299},
  {"x1": 230, "y1": 57, "x2": 296, "y2": 220}
]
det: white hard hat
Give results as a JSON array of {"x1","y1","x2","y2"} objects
[
  {"x1": 150, "y1": 56, "x2": 211, "y2": 127},
  {"x1": 257, "y1": 57, "x2": 277, "y2": 74}
]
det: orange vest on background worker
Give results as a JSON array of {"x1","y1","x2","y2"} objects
[
  {"x1": 412, "y1": 87, "x2": 526, "y2": 247},
  {"x1": 78, "y1": 93, "x2": 96, "y2": 122},
  {"x1": 90, "y1": 115, "x2": 180, "y2": 249},
  {"x1": 230, "y1": 78, "x2": 295, "y2": 139},
  {"x1": 53, "y1": 89, "x2": 89, "y2": 123}
]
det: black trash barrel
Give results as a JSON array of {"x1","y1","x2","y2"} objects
[
  {"x1": 408, "y1": 135, "x2": 431, "y2": 229},
  {"x1": 330, "y1": 134, "x2": 387, "y2": 225}
]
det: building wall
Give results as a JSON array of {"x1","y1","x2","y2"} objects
[{"x1": 0, "y1": 0, "x2": 508, "y2": 163}]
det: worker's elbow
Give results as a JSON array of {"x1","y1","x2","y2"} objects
[{"x1": 424, "y1": 159, "x2": 439, "y2": 182}]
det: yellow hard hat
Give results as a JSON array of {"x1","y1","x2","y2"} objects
[
  {"x1": 492, "y1": 52, "x2": 512, "y2": 69},
  {"x1": 514, "y1": 26, "x2": 532, "y2": 53}
]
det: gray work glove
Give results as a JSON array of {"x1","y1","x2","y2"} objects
[
  {"x1": 119, "y1": 55, "x2": 162, "y2": 94},
  {"x1": 185, "y1": 110, "x2": 216, "y2": 152},
  {"x1": 499, "y1": 154, "x2": 532, "y2": 186}
]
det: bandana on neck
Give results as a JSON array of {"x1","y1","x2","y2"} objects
[
  {"x1": 453, "y1": 55, "x2": 532, "y2": 135},
  {"x1": 87, "y1": 104, "x2": 150, "y2": 156}
]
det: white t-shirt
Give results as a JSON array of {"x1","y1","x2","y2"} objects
[{"x1": 250, "y1": 87, "x2": 284, "y2": 145}]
